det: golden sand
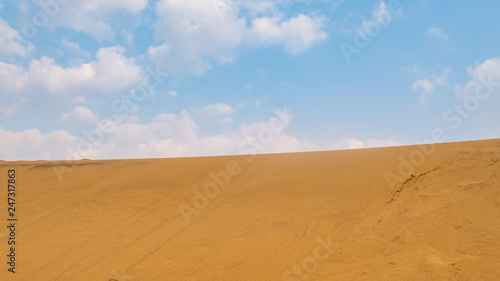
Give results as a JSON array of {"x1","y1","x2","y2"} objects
[{"x1": 1, "y1": 139, "x2": 499, "y2": 280}]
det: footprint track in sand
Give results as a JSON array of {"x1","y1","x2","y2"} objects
[{"x1": 387, "y1": 166, "x2": 441, "y2": 204}]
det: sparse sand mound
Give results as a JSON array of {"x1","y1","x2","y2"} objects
[{"x1": 1, "y1": 139, "x2": 499, "y2": 280}]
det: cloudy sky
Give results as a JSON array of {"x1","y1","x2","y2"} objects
[{"x1": 0, "y1": 0, "x2": 499, "y2": 160}]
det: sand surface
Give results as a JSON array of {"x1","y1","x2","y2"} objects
[{"x1": 1, "y1": 139, "x2": 500, "y2": 280}]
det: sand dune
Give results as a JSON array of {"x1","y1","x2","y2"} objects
[{"x1": 1, "y1": 139, "x2": 500, "y2": 280}]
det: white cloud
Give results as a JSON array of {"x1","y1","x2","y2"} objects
[
  {"x1": 0, "y1": 61, "x2": 26, "y2": 94},
  {"x1": 406, "y1": 64, "x2": 425, "y2": 76},
  {"x1": 0, "y1": 109, "x2": 322, "y2": 160},
  {"x1": 196, "y1": 103, "x2": 235, "y2": 124},
  {"x1": 434, "y1": 68, "x2": 451, "y2": 86},
  {"x1": 62, "y1": 106, "x2": 98, "y2": 123},
  {"x1": 0, "y1": 47, "x2": 143, "y2": 118},
  {"x1": 167, "y1": 90, "x2": 178, "y2": 97},
  {"x1": 455, "y1": 57, "x2": 500, "y2": 100},
  {"x1": 412, "y1": 67, "x2": 452, "y2": 104},
  {"x1": 60, "y1": 38, "x2": 91, "y2": 58},
  {"x1": 61, "y1": 38, "x2": 80, "y2": 51},
  {"x1": 148, "y1": 43, "x2": 170, "y2": 59},
  {"x1": 466, "y1": 57, "x2": 500, "y2": 83},
  {"x1": 412, "y1": 79, "x2": 435, "y2": 94},
  {"x1": 249, "y1": 14, "x2": 327, "y2": 54},
  {"x1": 44, "y1": 0, "x2": 147, "y2": 40},
  {"x1": 330, "y1": 138, "x2": 400, "y2": 150},
  {"x1": 109, "y1": 109, "x2": 294, "y2": 158},
  {"x1": 446, "y1": 57, "x2": 500, "y2": 140},
  {"x1": 203, "y1": 103, "x2": 234, "y2": 115},
  {"x1": 0, "y1": 18, "x2": 35, "y2": 57},
  {"x1": 0, "y1": 106, "x2": 405, "y2": 161},
  {"x1": 0, "y1": 129, "x2": 79, "y2": 160},
  {"x1": 330, "y1": 0, "x2": 345, "y2": 10},
  {"x1": 358, "y1": 1, "x2": 394, "y2": 34},
  {"x1": 152, "y1": 0, "x2": 328, "y2": 74},
  {"x1": 218, "y1": 116, "x2": 234, "y2": 125},
  {"x1": 0, "y1": 46, "x2": 142, "y2": 98},
  {"x1": 0, "y1": 103, "x2": 17, "y2": 118},
  {"x1": 426, "y1": 27, "x2": 449, "y2": 41},
  {"x1": 341, "y1": 1, "x2": 400, "y2": 38},
  {"x1": 372, "y1": 1, "x2": 390, "y2": 22},
  {"x1": 240, "y1": 0, "x2": 277, "y2": 15},
  {"x1": 154, "y1": 0, "x2": 246, "y2": 74}
]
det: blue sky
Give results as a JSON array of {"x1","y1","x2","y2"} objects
[{"x1": 0, "y1": 0, "x2": 499, "y2": 160}]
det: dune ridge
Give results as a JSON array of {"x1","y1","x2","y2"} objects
[{"x1": 1, "y1": 139, "x2": 500, "y2": 280}]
